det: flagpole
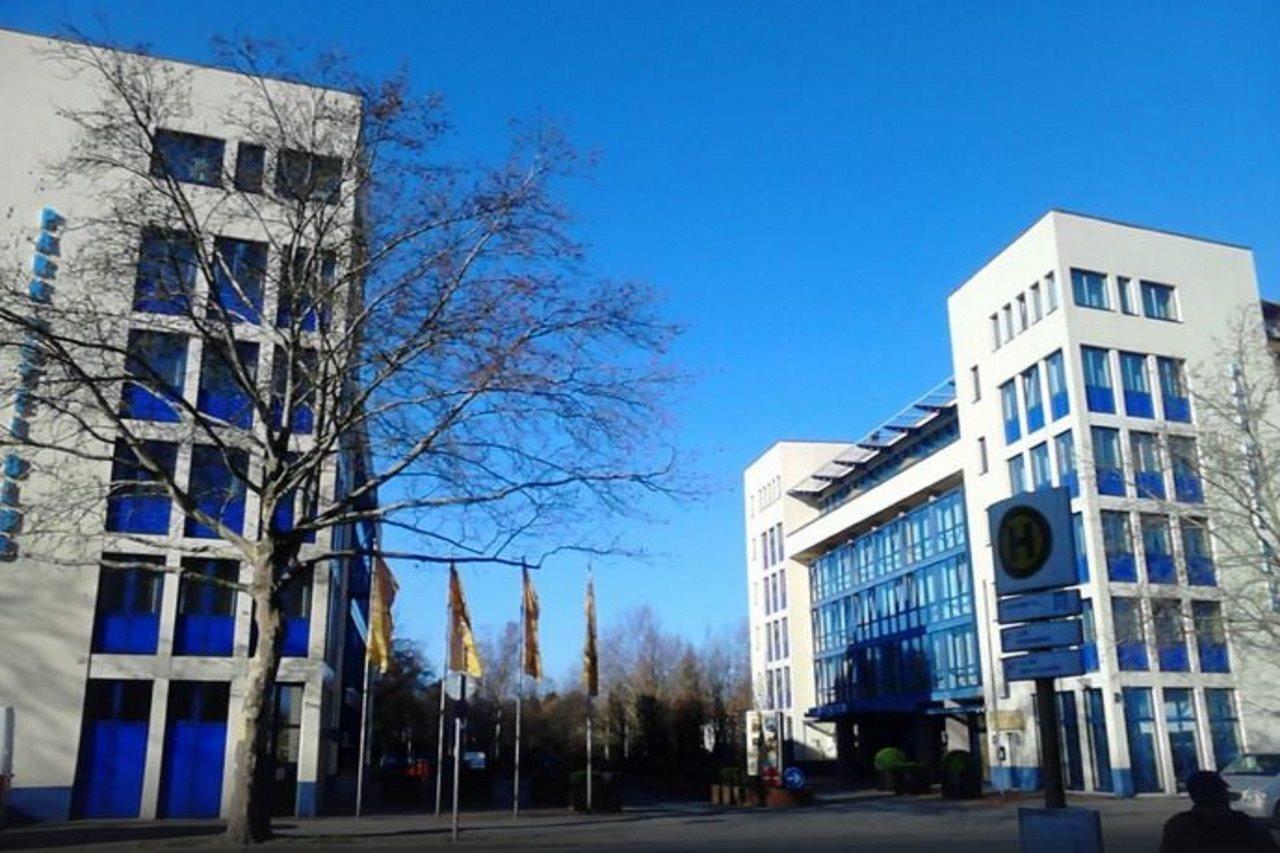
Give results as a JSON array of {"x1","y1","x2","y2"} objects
[
  {"x1": 355, "y1": 654, "x2": 372, "y2": 817},
  {"x1": 514, "y1": 564, "x2": 525, "y2": 818},
  {"x1": 435, "y1": 578, "x2": 451, "y2": 817},
  {"x1": 452, "y1": 672, "x2": 466, "y2": 842},
  {"x1": 586, "y1": 694, "x2": 594, "y2": 813}
]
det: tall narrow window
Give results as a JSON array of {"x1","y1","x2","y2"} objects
[
  {"x1": 970, "y1": 365, "x2": 981, "y2": 402},
  {"x1": 1120, "y1": 352, "x2": 1153, "y2": 418},
  {"x1": 1000, "y1": 380, "x2": 1020, "y2": 444},
  {"x1": 1102, "y1": 510, "x2": 1136, "y2": 582},
  {"x1": 978, "y1": 436, "x2": 989, "y2": 474},
  {"x1": 1163, "y1": 688, "x2": 1200, "y2": 790},
  {"x1": 1073, "y1": 514, "x2": 1089, "y2": 583},
  {"x1": 1158, "y1": 357, "x2": 1191, "y2": 422},
  {"x1": 106, "y1": 440, "x2": 178, "y2": 535},
  {"x1": 1002, "y1": 304, "x2": 1014, "y2": 341},
  {"x1": 121, "y1": 330, "x2": 187, "y2": 422},
  {"x1": 1193, "y1": 600, "x2": 1229, "y2": 673},
  {"x1": 1182, "y1": 518, "x2": 1216, "y2": 586},
  {"x1": 1022, "y1": 364, "x2": 1044, "y2": 432},
  {"x1": 1205, "y1": 690, "x2": 1241, "y2": 768},
  {"x1": 184, "y1": 445, "x2": 249, "y2": 539},
  {"x1": 197, "y1": 341, "x2": 259, "y2": 429},
  {"x1": 1045, "y1": 272, "x2": 1059, "y2": 312},
  {"x1": 1130, "y1": 432, "x2": 1165, "y2": 499},
  {"x1": 1141, "y1": 281, "x2": 1177, "y2": 320},
  {"x1": 1112, "y1": 598, "x2": 1148, "y2": 671},
  {"x1": 1091, "y1": 426, "x2": 1125, "y2": 497},
  {"x1": 150, "y1": 129, "x2": 224, "y2": 187},
  {"x1": 134, "y1": 229, "x2": 196, "y2": 315},
  {"x1": 1081, "y1": 346, "x2": 1114, "y2": 413},
  {"x1": 210, "y1": 237, "x2": 266, "y2": 323},
  {"x1": 233, "y1": 143, "x2": 265, "y2": 193},
  {"x1": 92, "y1": 554, "x2": 165, "y2": 655},
  {"x1": 1118, "y1": 276, "x2": 1135, "y2": 314},
  {"x1": 990, "y1": 314, "x2": 1001, "y2": 350},
  {"x1": 276, "y1": 249, "x2": 335, "y2": 332},
  {"x1": 1152, "y1": 599, "x2": 1189, "y2": 671},
  {"x1": 1169, "y1": 436, "x2": 1204, "y2": 503},
  {"x1": 1030, "y1": 443, "x2": 1052, "y2": 491},
  {"x1": 271, "y1": 348, "x2": 318, "y2": 435},
  {"x1": 1016, "y1": 294, "x2": 1028, "y2": 332},
  {"x1": 1123, "y1": 688, "x2": 1162, "y2": 792},
  {"x1": 1046, "y1": 350, "x2": 1069, "y2": 419},
  {"x1": 1055, "y1": 430, "x2": 1078, "y2": 497},
  {"x1": 275, "y1": 149, "x2": 342, "y2": 204},
  {"x1": 1030, "y1": 283, "x2": 1043, "y2": 322},
  {"x1": 174, "y1": 558, "x2": 238, "y2": 656},
  {"x1": 1071, "y1": 268, "x2": 1109, "y2": 310},
  {"x1": 1141, "y1": 515, "x2": 1175, "y2": 583},
  {"x1": 1008, "y1": 455, "x2": 1027, "y2": 494}
]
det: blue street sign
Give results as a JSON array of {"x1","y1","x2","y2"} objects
[
  {"x1": 988, "y1": 488, "x2": 1077, "y2": 596},
  {"x1": 1001, "y1": 618, "x2": 1084, "y2": 653},
  {"x1": 1003, "y1": 647, "x2": 1085, "y2": 682},
  {"x1": 782, "y1": 766, "x2": 806, "y2": 791},
  {"x1": 997, "y1": 589, "x2": 1082, "y2": 624}
]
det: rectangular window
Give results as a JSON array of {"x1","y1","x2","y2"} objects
[
  {"x1": 1046, "y1": 350, "x2": 1069, "y2": 419},
  {"x1": 1017, "y1": 294, "x2": 1028, "y2": 332},
  {"x1": 134, "y1": 229, "x2": 197, "y2": 315},
  {"x1": 1205, "y1": 689, "x2": 1241, "y2": 768},
  {"x1": 276, "y1": 249, "x2": 335, "y2": 332},
  {"x1": 184, "y1": 445, "x2": 249, "y2": 539},
  {"x1": 1102, "y1": 510, "x2": 1137, "y2": 582},
  {"x1": 1055, "y1": 430, "x2": 1078, "y2": 497},
  {"x1": 1071, "y1": 268, "x2": 1110, "y2": 310},
  {"x1": 1008, "y1": 455, "x2": 1027, "y2": 494},
  {"x1": 275, "y1": 149, "x2": 342, "y2": 204},
  {"x1": 1112, "y1": 598, "x2": 1148, "y2": 670},
  {"x1": 1120, "y1": 352, "x2": 1154, "y2": 418},
  {"x1": 1158, "y1": 357, "x2": 1191, "y2": 422},
  {"x1": 781, "y1": 616, "x2": 789, "y2": 658},
  {"x1": 978, "y1": 436, "x2": 989, "y2": 474},
  {"x1": 1081, "y1": 346, "x2": 1115, "y2": 413},
  {"x1": 1123, "y1": 688, "x2": 1162, "y2": 792},
  {"x1": 990, "y1": 314, "x2": 1001, "y2": 350},
  {"x1": 1141, "y1": 281, "x2": 1178, "y2": 321},
  {"x1": 1163, "y1": 687, "x2": 1200, "y2": 790},
  {"x1": 1193, "y1": 600, "x2": 1230, "y2": 673},
  {"x1": 1022, "y1": 365, "x2": 1044, "y2": 432},
  {"x1": 1141, "y1": 515, "x2": 1176, "y2": 583},
  {"x1": 1130, "y1": 432, "x2": 1165, "y2": 499},
  {"x1": 121, "y1": 330, "x2": 187, "y2": 423},
  {"x1": 1030, "y1": 443, "x2": 1052, "y2": 491},
  {"x1": 106, "y1": 439, "x2": 178, "y2": 535},
  {"x1": 970, "y1": 365, "x2": 980, "y2": 402},
  {"x1": 1030, "y1": 283, "x2": 1043, "y2": 322},
  {"x1": 1152, "y1": 598, "x2": 1189, "y2": 671},
  {"x1": 174, "y1": 558, "x2": 238, "y2": 656},
  {"x1": 1000, "y1": 380, "x2": 1021, "y2": 444},
  {"x1": 211, "y1": 237, "x2": 266, "y2": 323},
  {"x1": 1091, "y1": 426, "x2": 1125, "y2": 497},
  {"x1": 270, "y1": 348, "x2": 317, "y2": 435},
  {"x1": 197, "y1": 341, "x2": 259, "y2": 429},
  {"x1": 233, "y1": 143, "x2": 265, "y2": 193},
  {"x1": 1073, "y1": 513, "x2": 1089, "y2": 583},
  {"x1": 1118, "y1": 276, "x2": 1134, "y2": 314},
  {"x1": 1182, "y1": 518, "x2": 1216, "y2": 586},
  {"x1": 1002, "y1": 304, "x2": 1014, "y2": 342},
  {"x1": 92, "y1": 554, "x2": 164, "y2": 655},
  {"x1": 1169, "y1": 436, "x2": 1203, "y2": 503},
  {"x1": 1085, "y1": 688, "x2": 1113, "y2": 791},
  {"x1": 150, "y1": 129, "x2": 224, "y2": 187},
  {"x1": 1045, "y1": 272, "x2": 1059, "y2": 312}
]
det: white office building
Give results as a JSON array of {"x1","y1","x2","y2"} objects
[{"x1": 746, "y1": 210, "x2": 1280, "y2": 796}]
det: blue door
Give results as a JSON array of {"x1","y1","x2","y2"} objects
[
  {"x1": 1085, "y1": 688, "x2": 1113, "y2": 792},
  {"x1": 159, "y1": 682, "x2": 229, "y2": 818},
  {"x1": 73, "y1": 680, "x2": 152, "y2": 818},
  {"x1": 1056, "y1": 692, "x2": 1084, "y2": 791}
]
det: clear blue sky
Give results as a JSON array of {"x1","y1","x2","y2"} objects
[{"x1": 5, "y1": 1, "x2": 1279, "y2": 684}]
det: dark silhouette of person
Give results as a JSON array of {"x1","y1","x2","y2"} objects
[{"x1": 1159, "y1": 770, "x2": 1279, "y2": 853}]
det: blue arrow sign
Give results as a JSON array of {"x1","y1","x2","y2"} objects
[
  {"x1": 997, "y1": 589, "x2": 1082, "y2": 624},
  {"x1": 1003, "y1": 647, "x2": 1085, "y2": 682},
  {"x1": 1001, "y1": 618, "x2": 1084, "y2": 653},
  {"x1": 782, "y1": 766, "x2": 806, "y2": 791}
]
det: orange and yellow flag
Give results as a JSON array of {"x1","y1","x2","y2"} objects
[
  {"x1": 448, "y1": 564, "x2": 483, "y2": 678},
  {"x1": 369, "y1": 557, "x2": 398, "y2": 674},
  {"x1": 582, "y1": 573, "x2": 598, "y2": 696},
  {"x1": 522, "y1": 567, "x2": 542, "y2": 680}
]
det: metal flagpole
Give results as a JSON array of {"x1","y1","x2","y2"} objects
[
  {"x1": 355, "y1": 655, "x2": 372, "y2": 817},
  {"x1": 586, "y1": 695, "x2": 594, "y2": 812},
  {"x1": 514, "y1": 565, "x2": 525, "y2": 818},
  {"x1": 451, "y1": 672, "x2": 467, "y2": 842},
  {"x1": 435, "y1": 588, "x2": 451, "y2": 817}
]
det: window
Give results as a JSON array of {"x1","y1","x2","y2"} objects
[
  {"x1": 1141, "y1": 515, "x2": 1175, "y2": 583},
  {"x1": 234, "y1": 143, "x2": 265, "y2": 193},
  {"x1": 1123, "y1": 688, "x2": 1162, "y2": 792},
  {"x1": 1112, "y1": 598, "x2": 1148, "y2": 670},
  {"x1": 1193, "y1": 601, "x2": 1230, "y2": 673},
  {"x1": 197, "y1": 341, "x2": 259, "y2": 429},
  {"x1": 150, "y1": 129, "x2": 224, "y2": 187},
  {"x1": 1022, "y1": 365, "x2": 1044, "y2": 432},
  {"x1": 174, "y1": 558, "x2": 238, "y2": 656},
  {"x1": 1081, "y1": 346, "x2": 1114, "y2": 413},
  {"x1": 1045, "y1": 272, "x2": 1059, "y2": 312},
  {"x1": 1030, "y1": 283, "x2": 1043, "y2": 322},
  {"x1": 978, "y1": 436, "x2": 988, "y2": 474},
  {"x1": 1182, "y1": 518, "x2": 1216, "y2": 586},
  {"x1": 1120, "y1": 352, "x2": 1153, "y2": 418},
  {"x1": 276, "y1": 249, "x2": 335, "y2": 332},
  {"x1": 1030, "y1": 443, "x2": 1051, "y2": 490},
  {"x1": 1141, "y1": 281, "x2": 1177, "y2": 320},
  {"x1": 970, "y1": 365, "x2": 980, "y2": 402},
  {"x1": 1130, "y1": 432, "x2": 1165, "y2": 499},
  {"x1": 990, "y1": 314, "x2": 1001, "y2": 350},
  {"x1": 211, "y1": 237, "x2": 266, "y2": 323},
  {"x1": 92, "y1": 554, "x2": 164, "y2": 654},
  {"x1": 1152, "y1": 599, "x2": 1189, "y2": 671},
  {"x1": 76, "y1": 680, "x2": 153, "y2": 818},
  {"x1": 1091, "y1": 426, "x2": 1125, "y2": 496},
  {"x1": 1071, "y1": 268, "x2": 1109, "y2": 310},
  {"x1": 1158, "y1": 357, "x2": 1191, "y2": 422},
  {"x1": 121, "y1": 330, "x2": 187, "y2": 422},
  {"x1": 1102, "y1": 510, "x2": 1136, "y2": 581},
  {"x1": 1085, "y1": 688, "x2": 1113, "y2": 790},
  {"x1": 781, "y1": 617, "x2": 789, "y2": 657},
  {"x1": 106, "y1": 439, "x2": 178, "y2": 535},
  {"x1": 1002, "y1": 304, "x2": 1014, "y2": 342},
  {"x1": 184, "y1": 445, "x2": 249, "y2": 539},
  {"x1": 275, "y1": 149, "x2": 342, "y2": 204},
  {"x1": 134, "y1": 229, "x2": 196, "y2": 315},
  {"x1": 271, "y1": 348, "x2": 318, "y2": 435},
  {"x1": 1000, "y1": 380, "x2": 1020, "y2": 444},
  {"x1": 1206, "y1": 690, "x2": 1241, "y2": 768},
  {"x1": 779, "y1": 568, "x2": 787, "y2": 609},
  {"x1": 1008, "y1": 455, "x2": 1027, "y2": 494},
  {"x1": 1163, "y1": 688, "x2": 1200, "y2": 790},
  {"x1": 1118, "y1": 276, "x2": 1134, "y2": 314},
  {"x1": 1073, "y1": 514, "x2": 1089, "y2": 583},
  {"x1": 1169, "y1": 436, "x2": 1203, "y2": 503},
  {"x1": 1046, "y1": 350, "x2": 1069, "y2": 419},
  {"x1": 1055, "y1": 430, "x2": 1078, "y2": 497},
  {"x1": 1016, "y1": 294, "x2": 1028, "y2": 332}
]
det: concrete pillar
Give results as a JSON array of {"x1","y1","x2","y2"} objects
[{"x1": 138, "y1": 677, "x2": 169, "y2": 819}]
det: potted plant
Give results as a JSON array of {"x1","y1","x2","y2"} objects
[
  {"x1": 873, "y1": 747, "x2": 907, "y2": 792},
  {"x1": 940, "y1": 750, "x2": 982, "y2": 800}
]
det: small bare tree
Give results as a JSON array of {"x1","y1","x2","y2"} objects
[{"x1": 2, "y1": 35, "x2": 674, "y2": 843}]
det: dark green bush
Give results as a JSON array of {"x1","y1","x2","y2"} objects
[
  {"x1": 873, "y1": 746, "x2": 908, "y2": 772},
  {"x1": 940, "y1": 750, "x2": 982, "y2": 799}
]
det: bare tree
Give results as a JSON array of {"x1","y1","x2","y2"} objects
[{"x1": 2, "y1": 35, "x2": 674, "y2": 843}]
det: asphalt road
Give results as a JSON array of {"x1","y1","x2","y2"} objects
[{"x1": 2, "y1": 791, "x2": 1268, "y2": 851}]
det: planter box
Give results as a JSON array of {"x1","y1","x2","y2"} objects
[{"x1": 765, "y1": 787, "x2": 813, "y2": 808}]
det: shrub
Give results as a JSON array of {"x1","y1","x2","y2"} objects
[
  {"x1": 873, "y1": 747, "x2": 908, "y2": 772},
  {"x1": 940, "y1": 750, "x2": 981, "y2": 800}
]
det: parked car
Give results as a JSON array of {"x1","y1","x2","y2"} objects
[{"x1": 1222, "y1": 753, "x2": 1280, "y2": 825}]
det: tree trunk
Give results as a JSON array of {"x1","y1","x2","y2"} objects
[{"x1": 226, "y1": 560, "x2": 285, "y2": 845}]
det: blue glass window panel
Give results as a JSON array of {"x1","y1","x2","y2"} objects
[
  {"x1": 1085, "y1": 689, "x2": 1113, "y2": 791},
  {"x1": 282, "y1": 618, "x2": 310, "y2": 656},
  {"x1": 1113, "y1": 597, "x2": 1147, "y2": 670},
  {"x1": 1081, "y1": 346, "x2": 1115, "y2": 413},
  {"x1": 197, "y1": 341, "x2": 258, "y2": 429},
  {"x1": 1000, "y1": 380, "x2": 1020, "y2": 443},
  {"x1": 159, "y1": 682, "x2": 229, "y2": 818},
  {"x1": 1183, "y1": 521, "x2": 1216, "y2": 586},
  {"x1": 1072, "y1": 513, "x2": 1088, "y2": 583},
  {"x1": 73, "y1": 681, "x2": 152, "y2": 819},
  {"x1": 134, "y1": 230, "x2": 196, "y2": 315},
  {"x1": 276, "y1": 250, "x2": 335, "y2": 332},
  {"x1": 106, "y1": 440, "x2": 177, "y2": 535},
  {"x1": 1092, "y1": 426, "x2": 1125, "y2": 496},
  {"x1": 174, "y1": 559, "x2": 237, "y2": 656},
  {"x1": 1023, "y1": 365, "x2": 1044, "y2": 432},
  {"x1": 1170, "y1": 438, "x2": 1203, "y2": 503},
  {"x1": 234, "y1": 143, "x2": 266, "y2": 193},
  {"x1": 1163, "y1": 395, "x2": 1191, "y2": 422},
  {"x1": 211, "y1": 238, "x2": 266, "y2": 323},
  {"x1": 1153, "y1": 600, "x2": 1189, "y2": 672},
  {"x1": 1206, "y1": 690, "x2": 1241, "y2": 768},
  {"x1": 1123, "y1": 688, "x2": 1162, "y2": 792},
  {"x1": 1157, "y1": 357, "x2": 1190, "y2": 421},
  {"x1": 271, "y1": 349, "x2": 316, "y2": 435},
  {"x1": 121, "y1": 330, "x2": 187, "y2": 422},
  {"x1": 1120, "y1": 353, "x2": 1154, "y2": 418},
  {"x1": 151, "y1": 130, "x2": 225, "y2": 186},
  {"x1": 1046, "y1": 350, "x2": 1070, "y2": 419},
  {"x1": 1194, "y1": 601, "x2": 1230, "y2": 673},
  {"x1": 1135, "y1": 471, "x2": 1165, "y2": 500},
  {"x1": 92, "y1": 560, "x2": 164, "y2": 655},
  {"x1": 1164, "y1": 688, "x2": 1200, "y2": 791},
  {"x1": 275, "y1": 149, "x2": 342, "y2": 204},
  {"x1": 184, "y1": 446, "x2": 248, "y2": 539},
  {"x1": 1071, "y1": 268, "x2": 1109, "y2": 309},
  {"x1": 1142, "y1": 516, "x2": 1175, "y2": 583},
  {"x1": 1030, "y1": 443, "x2": 1052, "y2": 490},
  {"x1": 1141, "y1": 281, "x2": 1177, "y2": 320},
  {"x1": 1054, "y1": 430, "x2": 1078, "y2": 497},
  {"x1": 1008, "y1": 456, "x2": 1027, "y2": 493}
]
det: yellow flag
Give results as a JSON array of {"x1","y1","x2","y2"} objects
[
  {"x1": 522, "y1": 567, "x2": 542, "y2": 680},
  {"x1": 583, "y1": 573, "x2": 598, "y2": 696},
  {"x1": 448, "y1": 565, "x2": 483, "y2": 678},
  {"x1": 369, "y1": 557, "x2": 398, "y2": 674}
]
